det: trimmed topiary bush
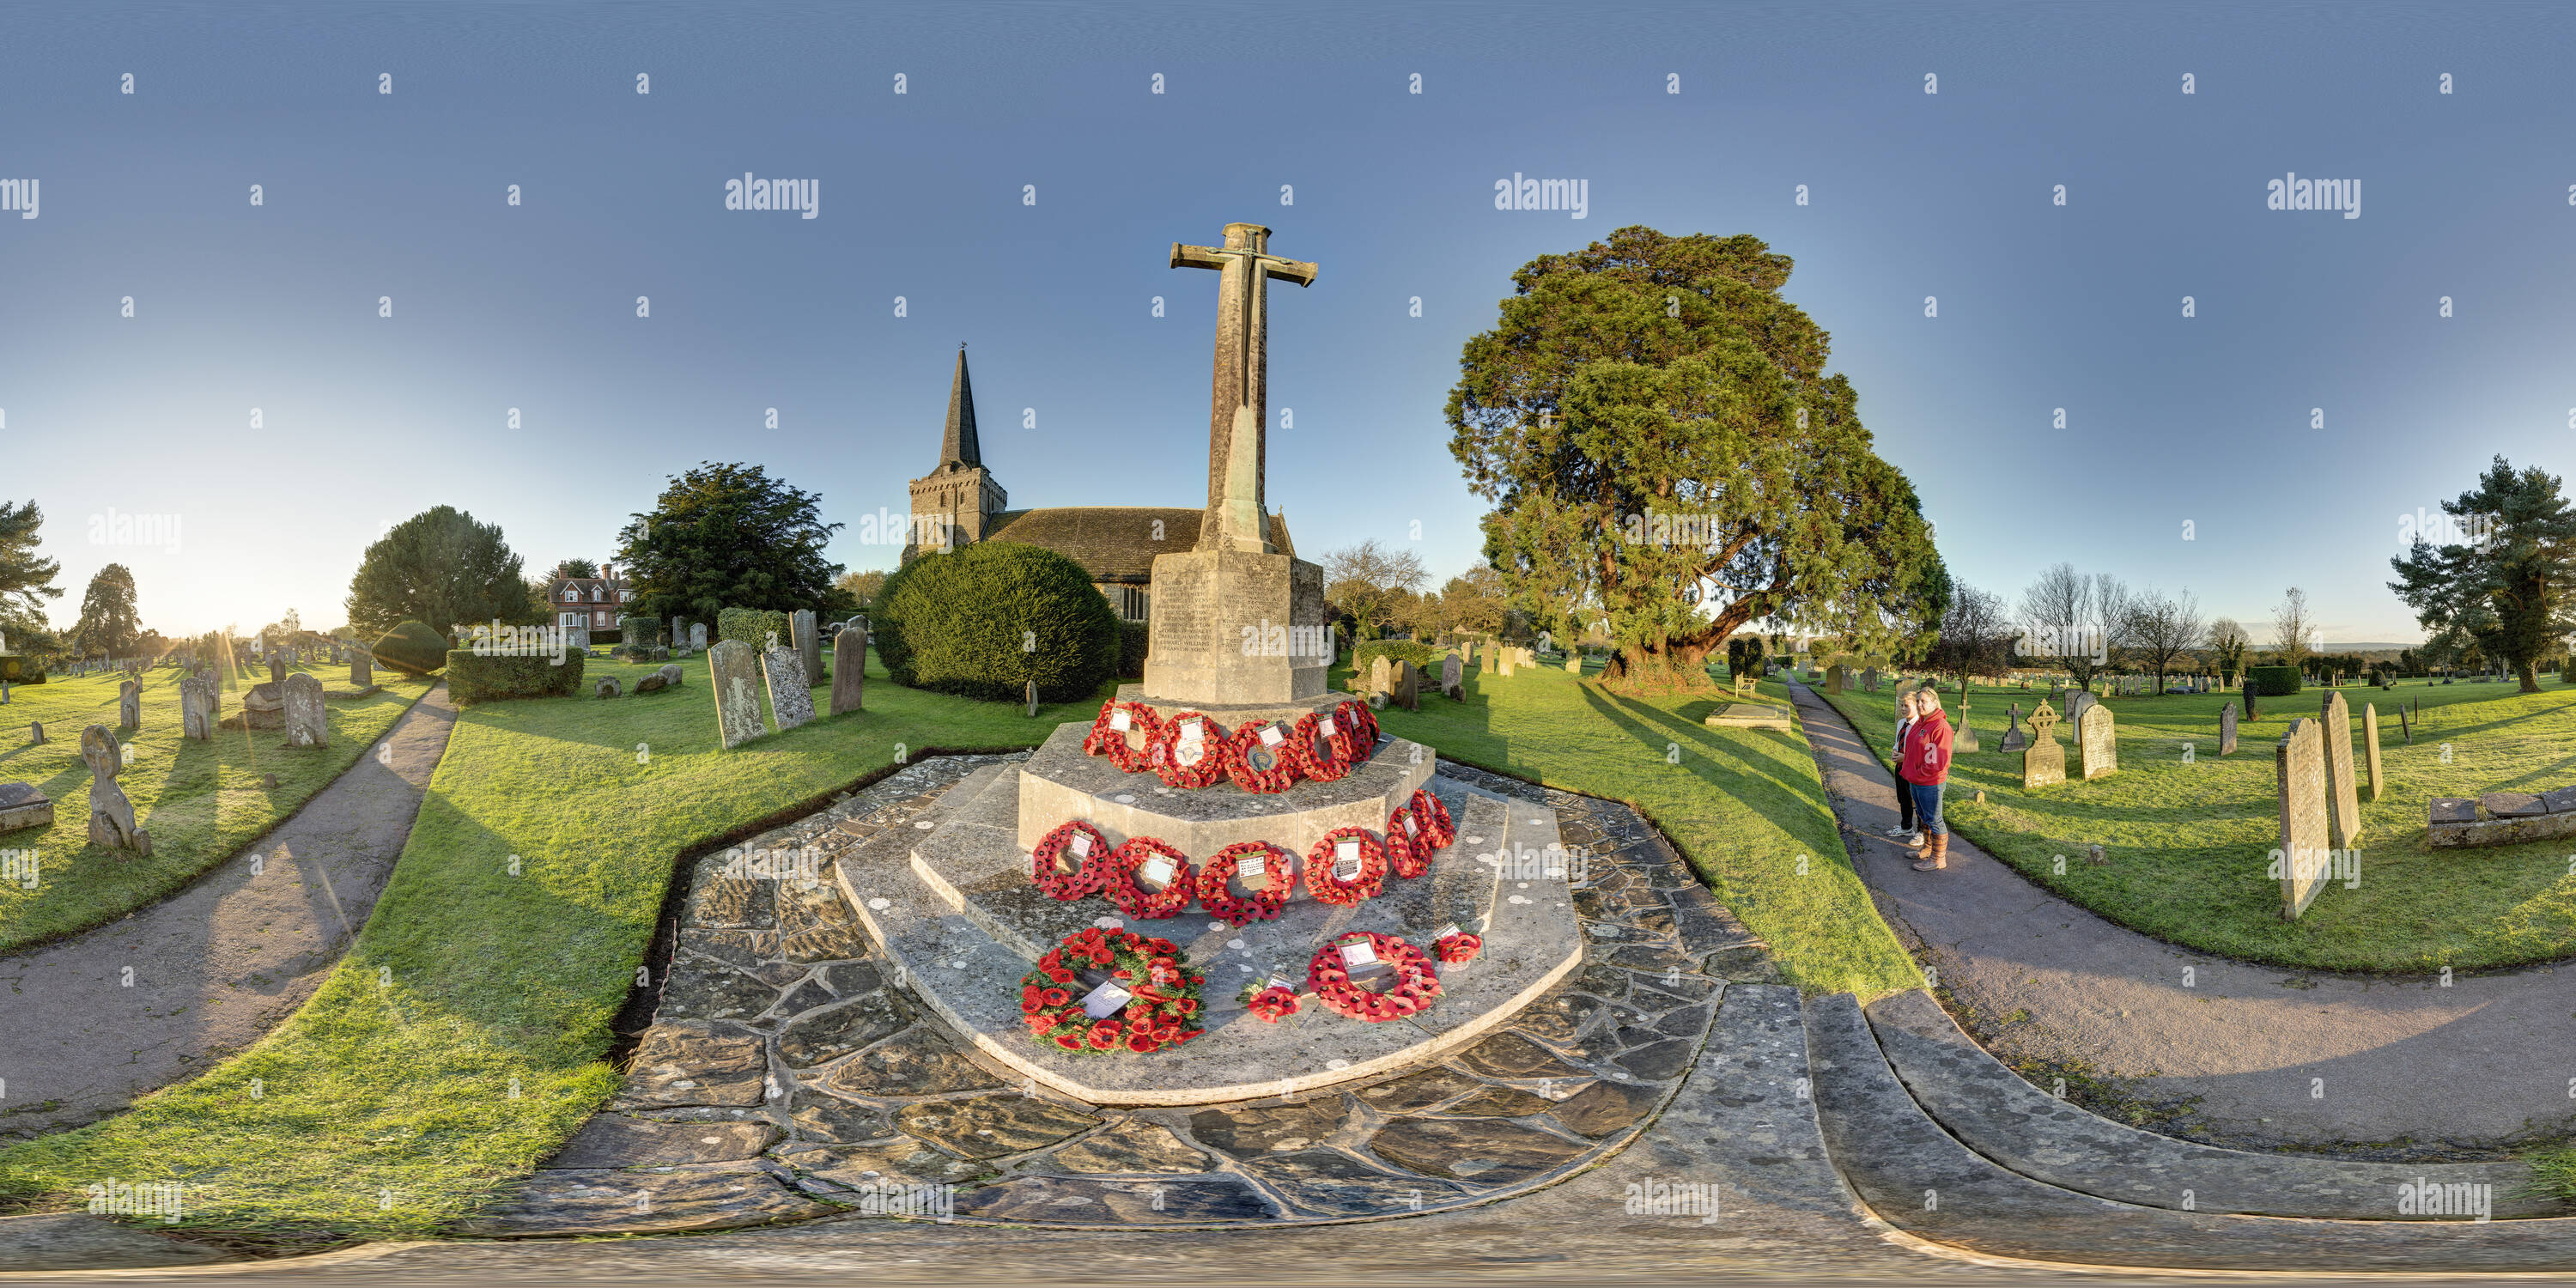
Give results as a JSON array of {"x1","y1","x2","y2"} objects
[
  {"x1": 1353, "y1": 640, "x2": 1444, "y2": 677},
  {"x1": 2246, "y1": 665, "x2": 2303, "y2": 696},
  {"x1": 445, "y1": 648, "x2": 585, "y2": 704},
  {"x1": 1116, "y1": 619, "x2": 1150, "y2": 679},
  {"x1": 874, "y1": 542, "x2": 1118, "y2": 702},
  {"x1": 717, "y1": 607, "x2": 790, "y2": 651},
  {"x1": 373, "y1": 620, "x2": 451, "y2": 675}
]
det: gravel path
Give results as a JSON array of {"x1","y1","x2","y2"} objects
[
  {"x1": 1788, "y1": 678, "x2": 2576, "y2": 1154},
  {"x1": 0, "y1": 683, "x2": 457, "y2": 1140}
]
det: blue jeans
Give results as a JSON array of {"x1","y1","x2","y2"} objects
[{"x1": 1910, "y1": 781, "x2": 1946, "y2": 836}]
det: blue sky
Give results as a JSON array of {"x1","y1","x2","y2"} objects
[{"x1": 7, "y1": 0, "x2": 2573, "y2": 643}]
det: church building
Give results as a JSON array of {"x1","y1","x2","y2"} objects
[{"x1": 904, "y1": 345, "x2": 1293, "y2": 623}]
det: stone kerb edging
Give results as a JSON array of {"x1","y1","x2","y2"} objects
[
  {"x1": 1864, "y1": 989, "x2": 2549, "y2": 1220},
  {"x1": 1806, "y1": 992, "x2": 2576, "y2": 1271}
]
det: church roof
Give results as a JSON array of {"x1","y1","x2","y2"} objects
[
  {"x1": 983, "y1": 507, "x2": 1296, "y2": 583},
  {"x1": 940, "y1": 346, "x2": 981, "y2": 468}
]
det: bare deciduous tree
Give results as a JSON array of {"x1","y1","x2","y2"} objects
[
  {"x1": 2121, "y1": 587, "x2": 2207, "y2": 695},
  {"x1": 2016, "y1": 563, "x2": 2129, "y2": 692},
  {"x1": 1928, "y1": 582, "x2": 2014, "y2": 694},
  {"x1": 1323, "y1": 539, "x2": 1430, "y2": 641},
  {"x1": 2269, "y1": 586, "x2": 2315, "y2": 671}
]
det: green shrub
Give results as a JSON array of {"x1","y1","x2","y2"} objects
[
  {"x1": 874, "y1": 543, "x2": 1118, "y2": 702},
  {"x1": 445, "y1": 648, "x2": 585, "y2": 704},
  {"x1": 2246, "y1": 665, "x2": 2302, "y2": 696},
  {"x1": 1352, "y1": 640, "x2": 1444, "y2": 677},
  {"x1": 1116, "y1": 620, "x2": 1150, "y2": 679},
  {"x1": 717, "y1": 607, "x2": 790, "y2": 651},
  {"x1": 373, "y1": 621, "x2": 451, "y2": 676}
]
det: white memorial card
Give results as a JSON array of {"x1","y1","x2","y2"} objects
[
  {"x1": 1337, "y1": 840, "x2": 1359, "y2": 862},
  {"x1": 1081, "y1": 981, "x2": 1132, "y2": 1019},
  {"x1": 1259, "y1": 723, "x2": 1285, "y2": 746},
  {"x1": 1140, "y1": 858, "x2": 1175, "y2": 887},
  {"x1": 1404, "y1": 813, "x2": 1419, "y2": 835},
  {"x1": 1110, "y1": 709, "x2": 1131, "y2": 732},
  {"x1": 1321, "y1": 715, "x2": 1337, "y2": 734},
  {"x1": 1070, "y1": 833, "x2": 1092, "y2": 858},
  {"x1": 1181, "y1": 720, "x2": 1204, "y2": 744},
  {"x1": 1436, "y1": 921, "x2": 1462, "y2": 942},
  {"x1": 1338, "y1": 939, "x2": 1379, "y2": 968}
]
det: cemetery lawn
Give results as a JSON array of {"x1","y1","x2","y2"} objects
[
  {"x1": 0, "y1": 663, "x2": 434, "y2": 953},
  {"x1": 1366, "y1": 659, "x2": 1919, "y2": 999},
  {"x1": 0, "y1": 648, "x2": 1093, "y2": 1237},
  {"x1": 1822, "y1": 677, "x2": 2576, "y2": 974}
]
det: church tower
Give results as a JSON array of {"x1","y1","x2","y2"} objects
[{"x1": 904, "y1": 345, "x2": 1007, "y2": 562}]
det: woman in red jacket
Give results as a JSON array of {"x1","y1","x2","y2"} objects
[{"x1": 1901, "y1": 688, "x2": 1956, "y2": 872}]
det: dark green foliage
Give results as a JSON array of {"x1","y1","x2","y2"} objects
[
  {"x1": 875, "y1": 543, "x2": 1117, "y2": 702},
  {"x1": 1117, "y1": 620, "x2": 1150, "y2": 679},
  {"x1": 445, "y1": 648, "x2": 584, "y2": 704},
  {"x1": 2246, "y1": 665, "x2": 2302, "y2": 697},
  {"x1": 717, "y1": 607, "x2": 789, "y2": 650},
  {"x1": 1727, "y1": 635, "x2": 1768, "y2": 676},
  {"x1": 0, "y1": 499, "x2": 63, "y2": 616},
  {"x1": 373, "y1": 621, "x2": 451, "y2": 676},
  {"x1": 616, "y1": 462, "x2": 855, "y2": 625},
  {"x1": 344, "y1": 506, "x2": 533, "y2": 638},
  {"x1": 73, "y1": 563, "x2": 141, "y2": 659},
  {"x1": 1352, "y1": 640, "x2": 1444, "y2": 677},
  {"x1": 2388, "y1": 456, "x2": 2576, "y2": 694}
]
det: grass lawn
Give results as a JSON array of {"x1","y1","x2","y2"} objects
[
  {"x1": 0, "y1": 647, "x2": 1915, "y2": 1237},
  {"x1": 1822, "y1": 675, "x2": 2576, "y2": 974},
  {"x1": 0, "y1": 648, "x2": 1092, "y2": 1237},
  {"x1": 1361, "y1": 657, "x2": 1919, "y2": 999},
  {"x1": 0, "y1": 661, "x2": 433, "y2": 953}
]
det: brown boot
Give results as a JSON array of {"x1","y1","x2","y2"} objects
[{"x1": 1911, "y1": 833, "x2": 1948, "y2": 872}]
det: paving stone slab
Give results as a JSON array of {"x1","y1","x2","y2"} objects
[
  {"x1": 546, "y1": 1115, "x2": 779, "y2": 1168},
  {"x1": 821, "y1": 1024, "x2": 1004, "y2": 1099},
  {"x1": 0, "y1": 1213, "x2": 229, "y2": 1272},
  {"x1": 1041, "y1": 1119, "x2": 1214, "y2": 1174},
  {"x1": 784, "y1": 1139, "x2": 998, "y2": 1188},
  {"x1": 458, "y1": 1166, "x2": 833, "y2": 1236},
  {"x1": 617, "y1": 1023, "x2": 769, "y2": 1108},
  {"x1": 1365, "y1": 1116, "x2": 1591, "y2": 1183},
  {"x1": 894, "y1": 1094, "x2": 1103, "y2": 1158},
  {"x1": 949, "y1": 1175, "x2": 1277, "y2": 1224},
  {"x1": 1246, "y1": 1148, "x2": 1466, "y2": 1216}
]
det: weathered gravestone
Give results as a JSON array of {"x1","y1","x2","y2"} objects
[
  {"x1": 596, "y1": 677, "x2": 620, "y2": 699},
  {"x1": 830, "y1": 627, "x2": 866, "y2": 715},
  {"x1": 179, "y1": 671, "x2": 217, "y2": 741},
  {"x1": 2319, "y1": 691, "x2": 2360, "y2": 848},
  {"x1": 282, "y1": 673, "x2": 328, "y2": 747},
  {"x1": 2220, "y1": 700, "x2": 2238, "y2": 756},
  {"x1": 763, "y1": 643, "x2": 816, "y2": 732},
  {"x1": 2276, "y1": 717, "x2": 2330, "y2": 920},
  {"x1": 2077, "y1": 703, "x2": 2117, "y2": 780},
  {"x1": 1953, "y1": 701, "x2": 1979, "y2": 752},
  {"x1": 2361, "y1": 702, "x2": 2383, "y2": 803},
  {"x1": 708, "y1": 641, "x2": 768, "y2": 749},
  {"x1": 82, "y1": 725, "x2": 151, "y2": 856},
  {"x1": 2020, "y1": 702, "x2": 2064, "y2": 789},
  {"x1": 2397, "y1": 702, "x2": 2410, "y2": 744},
  {"x1": 690, "y1": 622, "x2": 708, "y2": 653},
  {"x1": 1394, "y1": 660, "x2": 1420, "y2": 712},
  {"x1": 1369, "y1": 655, "x2": 1392, "y2": 697},
  {"x1": 1564, "y1": 650, "x2": 1581, "y2": 673},
  {"x1": 1498, "y1": 648, "x2": 1515, "y2": 677},
  {"x1": 1442, "y1": 651, "x2": 1462, "y2": 700},
  {"x1": 118, "y1": 679, "x2": 140, "y2": 729},
  {"x1": 1998, "y1": 702, "x2": 2027, "y2": 752},
  {"x1": 633, "y1": 662, "x2": 683, "y2": 696},
  {"x1": 1825, "y1": 665, "x2": 1844, "y2": 695},
  {"x1": 349, "y1": 648, "x2": 373, "y2": 690},
  {"x1": 792, "y1": 610, "x2": 823, "y2": 682}
]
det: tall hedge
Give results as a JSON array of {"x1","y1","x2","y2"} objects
[
  {"x1": 1352, "y1": 640, "x2": 1445, "y2": 677},
  {"x1": 2246, "y1": 665, "x2": 2302, "y2": 696},
  {"x1": 1116, "y1": 620, "x2": 1150, "y2": 679},
  {"x1": 717, "y1": 607, "x2": 790, "y2": 651},
  {"x1": 446, "y1": 648, "x2": 585, "y2": 704},
  {"x1": 875, "y1": 543, "x2": 1117, "y2": 702},
  {"x1": 373, "y1": 620, "x2": 450, "y2": 675}
]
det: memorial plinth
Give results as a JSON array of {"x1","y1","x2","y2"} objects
[{"x1": 1137, "y1": 548, "x2": 1327, "y2": 708}]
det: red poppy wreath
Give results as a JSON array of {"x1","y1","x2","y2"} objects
[
  {"x1": 1408, "y1": 787, "x2": 1457, "y2": 850},
  {"x1": 1019, "y1": 927, "x2": 1205, "y2": 1054},
  {"x1": 1146, "y1": 711, "x2": 1231, "y2": 790},
  {"x1": 1289, "y1": 711, "x2": 1350, "y2": 783},
  {"x1": 1195, "y1": 840, "x2": 1292, "y2": 922},
  {"x1": 1224, "y1": 720, "x2": 1302, "y2": 794},
  {"x1": 1305, "y1": 827, "x2": 1386, "y2": 906},
  {"x1": 1082, "y1": 700, "x2": 1163, "y2": 774},
  {"x1": 1030, "y1": 819, "x2": 1115, "y2": 901},
  {"x1": 1386, "y1": 805, "x2": 1427, "y2": 879},
  {"x1": 1103, "y1": 836, "x2": 1196, "y2": 919},
  {"x1": 1331, "y1": 699, "x2": 1380, "y2": 764},
  {"x1": 1304, "y1": 931, "x2": 1442, "y2": 1023}
]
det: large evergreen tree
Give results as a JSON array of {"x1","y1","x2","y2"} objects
[
  {"x1": 73, "y1": 563, "x2": 142, "y2": 659},
  {"x1": 344, "y1": 506, "x2": 535, "y2": 637},
  {"x1": 2389, "y1": 456, "x2": 2576, "y2": 694},
  {"x1": 0, "y1": 499, "x2": 64, "y2": 617},
  {"x1": 616, "y1": 462, "x2": 852, "y2": 623},
  {"x1": 1446, "y1": 227, "x2": 1941, "y2": 692}
]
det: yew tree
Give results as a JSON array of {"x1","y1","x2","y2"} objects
[
  {"x1": 2388, "y1": 456, "x2": 2576, "y2": 694},
  {"x1": 1446, "y1": 227, "x2": 1941, "y2": 692}
]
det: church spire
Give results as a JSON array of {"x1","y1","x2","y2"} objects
[{"x1": 941, "y1": 343, "x2": 981, "y2": 468}]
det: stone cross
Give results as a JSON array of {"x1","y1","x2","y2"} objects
[
  {"x1": 2020, "y1": 702, "x2": 2063, "y2": 789},
  {"x1": 82, "y1": 725, "x2": 152, "y2": 855},
  {"x1": 1170, "y1": 222, "x2": 1318, "y2": 554},
  {"x1": 1953, "y1": 700, "x2": 1978, "y2": 752},
  {"x1": 1997, "y1": 702, "x2": 2026, "y2": 751}
]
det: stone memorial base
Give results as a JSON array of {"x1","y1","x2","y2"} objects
[
  {"x1": 838, "y1": 727, "x2": 1585, "y2": 1106},
  {"x1": 1138, "y1": 549, "x2": 1327, "y2": 706},
  {"x1": 1109, "y1": 683, "x2": 1352, "y2": 738}
]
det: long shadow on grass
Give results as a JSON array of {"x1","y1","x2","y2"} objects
[{"x1": 1573, "y1": 683, "x2": 1836, "y2": 843}]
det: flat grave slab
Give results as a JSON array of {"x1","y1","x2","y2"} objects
[{"x1": 1703, "y1": 703, "x2": 1795, "y2": 732}]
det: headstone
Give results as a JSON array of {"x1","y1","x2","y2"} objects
[
  {"x1": 1498, "y1": 648, "x2": 1515, "y2": 678},
  {"x1": 1863, "y1": 667, "x2": 1880, "y2": 691},
  {"x1": 690, "y1": 622, "x2": 708, "y2": 652},
  {"x1": 2219, "y1": 701, "x2": 2238, "y2": 756},
  {"x1": 1953, "y1": 701, "x2": 1979, "y2": 752},
  {"x1": 1825, "y1": 665, "x2": 1844, "y2": 695},
  {"x1": 28, "y1": 721, "x2": 43, "y2": 744},
  {"x1": 82, "y1": 725, "x2": 151, "y2": 855},
  {"x1": 2020, "y1": 702, "x2": 2064, "y2": 789},
  {"x1": 762, "y1": 645, "x2": 816, "y2": 732},
  {"x1": 2361, "y1": 702, "x2": 2383, "y2": 803},
  {"x1": 118, "y1": 679, "x2": 141, "y2": 728},
  {"x1": 1026, "y1": 677, "x2": 1039, "y2": 718},
  {"x1": 830, "y1": 627, "x2": 866, "y2": 715},
  {"x1": 0, "y1": 781, "x2": 54, "y2": 833},
  {"x1": 1998, "y1": 702, "x2": 2027, "y2": 752},
  {"x1": 2276, "y1": 717, "x2": 2329, "y2": 920},
  {"x1": 269, "y1": 659, "x2": 287, "y2": 690},
  {"x1": 597, "y1": 677, "x2": 621, "y2": 699},
  {"x1": 1564, "y1": 650, "x2": 1581, "y2": 673},
  {"x1": 2077, "y1": 704, "x2": 2117, "y2": 780},
  {"x1": 792, "y1": 610, "x2": 822, "y2": 683},
  {"x1": 2318, "y1": 692, "x2": 2360, "y2": 848},
  {"x1": 350, "y1": 648, "x2": 374, "y2": 689},
  {"x1": 283, "y1": 672, "x2": 328, "y2": 747},
  {"x1": 708, "y1": 641, "x2": 767, "y2": 748},
  {"x1": 1394, "y1": 659, "x2": 1420, "y2": 712},
  {"x1": 658, "y1": 662, "x2": 682, "y2": 687},
  {"x1": 2244, "y1": 681, "x2": 2259, "y2": 720},
  {"x1": 2397, "y1": 703, "x2": 2411, "y2": 744},
  {"x1": 1370, "y1": 654, "x2": 1392, "y2": 696}
]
